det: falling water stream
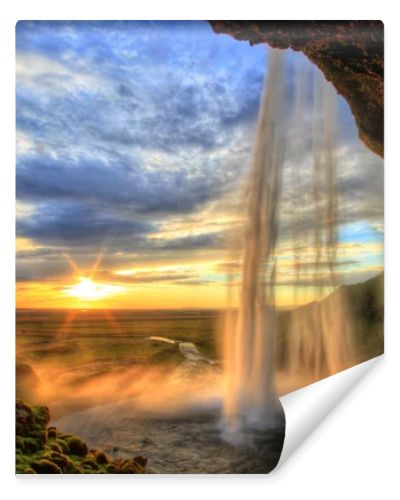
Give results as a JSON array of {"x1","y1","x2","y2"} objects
[
  {"x1": 222, "y1": 47, "x2": 354, "y2": 443},
  {"x1": 222, "y1": 49, "x2": 286, "y2": 444},
  {"x1": 285, "y1": 68, "x2": 354, "y2": 382}
]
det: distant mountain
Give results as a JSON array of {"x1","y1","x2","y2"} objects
[
  {"x1": 276, "y1": 272, "x2": 384, "y2": 374},
  {"x1": 341, "y1": 272, "x2": 384, "y2": 362}
]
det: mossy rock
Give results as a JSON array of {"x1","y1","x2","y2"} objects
[
  {"x1": 15, "y1": 399, "x2": 148, "y2": 475},
  {"x1": 16, "y1": 401, "x2": 33, "y2": 436},
  {"x1": 31, "y1": 459, "x2": 62, "y2": 474},
  {"x1": 16, "y1": 401, "x2": 50, "y2": 446},
  {"x1": 16, "y1": 436, "x2": 25, "y2": 450},
  {"x1": 82, "y1": 466, "x2": 97, "y2": 473},
  {"x1": 32, "y1": 406, "x2": 50, "y2": 427},
  {"x1": 23, "y1": 467, "x2": 36, "y2": 474},
  {"x1": 81, "y1": 457, "x2": 98, "y2": 470},
  {"x1": 93, "y1": 450, "x2": 109, "y2": 464},
  {"x1": 59, "y1": 433, "x2": 74, "y2": 440},
  {"x1": 55, "y1": 438, "x2": 69, "y2": 454},
  {"x1": 29, "y1": 429, "x2": 47, "y2": 445},
  {"x1": 50, "y1": 442, "x2": 63, "y2": 454},
  {"x1": 48, "y1": 451, "x2": 68, "y2": 469},
  {"x1": 64, "y1": 461, "x2": 82, "y2": 474},
  {"x1": 22, "y1": 437, "x2": 43, "y2": 454},
  {"x1": 47, "y1": 427, "x2": 58, "y2": 440},
  {"x1": 66, "y1": 436, "x2": 88, "y2": 457},
  {"x1": 16, "y1": 454, "x2": 33, "y2": 474}
]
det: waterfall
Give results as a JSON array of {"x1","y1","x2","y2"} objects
[
  {"x1": 285, "y1": 66, "x2": 354, "y2": 383},
  {"x1": 222, "y1": 49, "x2": 286, "y2": 444},
  {"x1": 221, "y1": 47, "x2": 354, "y2": 444}
]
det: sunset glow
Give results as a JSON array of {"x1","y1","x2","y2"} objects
[
  {"x1": 65, "y1": 277, "x2": 122, "y2": 301},
  {"x1": 16, "y1": 21, "x2": 383, "y2": 311}
]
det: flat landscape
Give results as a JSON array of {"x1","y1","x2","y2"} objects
[{"x1": 16, "y1": 273, "x2": 384, "y2": 419}]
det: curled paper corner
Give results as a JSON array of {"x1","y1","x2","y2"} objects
[{"x1": 275, "y1": 355, "x2": 384, "y2": 470}]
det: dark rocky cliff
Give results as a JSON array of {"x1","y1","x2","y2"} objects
[{"x1": 210, "y1": 21, "x2": 383, "y2": 158}]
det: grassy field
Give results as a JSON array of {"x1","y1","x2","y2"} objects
[
  {"x1": 16, "y1": 274, "x2": 383, "y2": 416},
  {"x1": 16, "y1": 309, "x2": 221, "y2": 416},
  {"x1": 17, "y1": 309, "x2": 219, "y2": 367}
]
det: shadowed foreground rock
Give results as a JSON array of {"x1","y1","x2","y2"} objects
[
  {"x1": 16, "y1": 400, "x2": 148, "y2": 474},
  {"x1": 210, "y1": 21, "x2": 383, "y2": 158}
]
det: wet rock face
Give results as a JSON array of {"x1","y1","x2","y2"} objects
[{"x1": 209, "y1": 21, "x2": 383, "y2": 158}]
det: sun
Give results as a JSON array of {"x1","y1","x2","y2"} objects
[{"x1": 65, "y1": 277, "x2": 121, "y2": 300}]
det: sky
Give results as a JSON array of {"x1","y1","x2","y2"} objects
[{"x1": 15, "y1": 21, "x2": 384, "y2": 309}]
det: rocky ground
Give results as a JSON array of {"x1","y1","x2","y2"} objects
[{"x1": 16, "y1": 400, "x2": 149, "y2": 474}]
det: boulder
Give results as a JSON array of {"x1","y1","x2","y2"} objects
[
  {"x1": 31, "y1": 459, "x2": 62, "y2": 474},
  {"x1": 66, "y1": 435, "x2": 88, "y2": 457},
  {"x1": 93, "y1": 450, "x2": 109, "y2": 464}
]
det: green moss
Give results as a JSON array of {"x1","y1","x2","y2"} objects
[
  {"x1": 64, "y1": 460, "x2": 82, "y2": 474},
  {"x1": 47, "y1": 451, "x2": 68, "y2": 469},
  {"x1": 49, "y1": 442, "x2": 63, "y2": 454},
  {"x1": 93, "y1": 450, "x2": 109, "y2": 464},
  {"x1": 81, "y1": 457, "x2": 98, "y2": 470},
  {"x1": 15, "y1": 401, "x2": 33, "y2": 436},
  {"x1": 29, "y1": 429, "x2": 47, "y2": 445},
  {"x1": 32, "y1": 405, "x2": 50, "y2": 427},
  {"x1": 16, "y1": 436, "x2": 25, "y2": 450},
  {"x1": 16, "y1": 400, "x2": 148, "y2": 474},
  {"x1": 31, "y1": 459, "x2": 62, "y2": 474},
  {"x1": 55, "y1": 438, "x2": 69, "y2": 454},
  {"x1": 66, "y1": 435, "x2": 88, "y2": 457},
  {"x1": 23, "y1": 467, "x2": 36, "y2": 474},
  {"x1": 16, "y1": 452, "x2": 39, "y2": 474},
  {"x1": 22, "y1": 437, "x2": 43, "y2": 454},
  {"x1": 47, "y1": 428, "x2": 58, "y2": 439}
]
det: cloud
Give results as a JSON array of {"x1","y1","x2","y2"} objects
[
  {"x1": 16, "y1": 201, "x2": 154, "y2": 246},
  {"x1": 95, "y1": 269, "x2": 200, "y2": 285},
  {"x1": 15, "y1": 21, "x2": 384, "y2": 293},
  {"x1": 17, "y1": 154, "x2": 226, "y2": 217},
  {"x1": 16, "y1": 21, "x2": 265, "y2": 161},
  {"x1": 153, "y1": 232, "x2": 223, "y2": 251}
]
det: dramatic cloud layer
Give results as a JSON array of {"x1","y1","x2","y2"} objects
[{"x1": 16, "y1": 21, "x2": 384, "y2": 308}]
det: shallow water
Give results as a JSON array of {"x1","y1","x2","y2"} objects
[
  {"x1": 53, "y1": 361, "x2": 285, "y2": 474},
  {"x1": 55, "y1": 402, "x2": 285, "y2": 473}
]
